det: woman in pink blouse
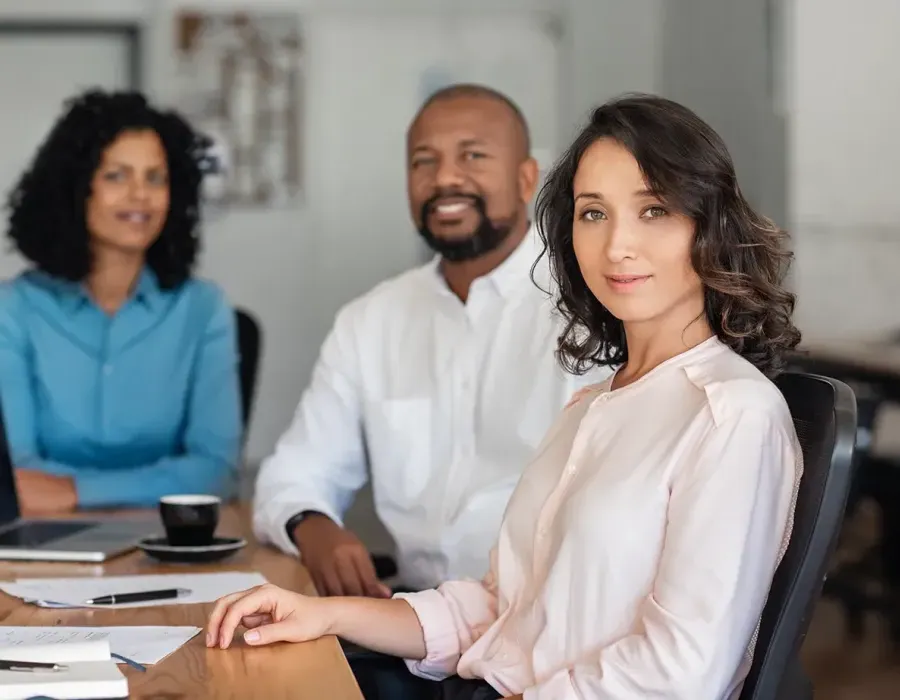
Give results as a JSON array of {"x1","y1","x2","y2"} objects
[{"x1": 207, "y1": 94, "x2": 803, "y2": 700}]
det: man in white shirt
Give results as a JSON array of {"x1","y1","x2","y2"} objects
[{"x1": 253, "y1": 84, "x2": 607, "y2": 596}]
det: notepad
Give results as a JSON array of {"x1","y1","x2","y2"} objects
[
  {"x1": 0, "y1": 626, "x2": 201, "y2": 666},
  {"x1": 0, "y1": 633, "x2": 127, "y2": 699},
  {"x1": 0, "y1": 571, "x2": 267, "y2": 609}
]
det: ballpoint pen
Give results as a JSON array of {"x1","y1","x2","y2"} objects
[
  {"x1": 84, "y1": 587, "x2": 192, "y2": 605},
  {"x1": 0, "y1": 659, "x2": 67, "y2": 672}
]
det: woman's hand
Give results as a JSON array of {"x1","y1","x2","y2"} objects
[
  {"x1": 206, "y1": 583, "x2": 332, "y2": 649},
  {"x1": 208, "y1": 583, "x2": 428, "y2": 660},
  {"x1": 14, "y1": 469, "x2": 76, "y2": 515}
]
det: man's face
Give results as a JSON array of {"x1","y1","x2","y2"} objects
[{"x1": 407, "y1": 96, "x2": 532, "y2": 261}]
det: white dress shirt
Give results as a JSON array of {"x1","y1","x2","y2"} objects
[
  {"x1": 398, "y1": 337, "x2": 803, "y2": 699},
  {"x1": 253, "y1": 227, "x2": 610, "y2": 588}
]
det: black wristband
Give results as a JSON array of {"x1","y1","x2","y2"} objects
[{"x1": 285, "y1": 511, "x2": 311, "y2": 543}]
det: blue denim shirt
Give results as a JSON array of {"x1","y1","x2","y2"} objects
[{"x1": 0, "y1": 268, "x2": 242, "y2": 508}]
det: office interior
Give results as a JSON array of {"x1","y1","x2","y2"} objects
[{"x1": 0, "y1": 0, "x2": 897, "y2": 698}]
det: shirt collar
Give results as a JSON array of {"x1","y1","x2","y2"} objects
[
  {"x1": 602, "y1": 336, "x2": 728, "y2": 392},
  {"x1": 429, "y1": 221, "x2": 543, "y2": 300},
  {"x1": 131, "y1": 267, "x2": 162, "y2": 310},
  {"x1": 50, "y1": 266, "x2": 162, "y2": 313},
  {"x1": 488, "y1": 222, "x2": 543, "y2": 298}
]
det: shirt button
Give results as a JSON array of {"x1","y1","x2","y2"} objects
[{"x1": 103, "y1": 364, "x2": 113, "y2": 376}]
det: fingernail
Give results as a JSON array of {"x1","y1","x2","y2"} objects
[
  {"x1": 244, "y1": 630, "x2": 260, "y2": 644},
  {"x1": 205, "y1": 633, "x2": 212, "y2": 646}
]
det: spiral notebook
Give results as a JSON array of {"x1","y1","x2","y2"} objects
[{"x1": 0, "y1": 635, "x2": 127, "y2": 699}]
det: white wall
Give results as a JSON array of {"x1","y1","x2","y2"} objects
[
  {"x1": 562, "y1": 0, "x2": 663, "y2": 129},
  {"x1": 788, "y1": 0, "x2": 900, "y2": 340},
  {"x1": 659, "y1": 0, "x2": 786, "y2": 226}
]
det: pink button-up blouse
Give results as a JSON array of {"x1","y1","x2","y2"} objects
[{"x1": 396, "y1": 337, "x2": 803, "y2": 699}]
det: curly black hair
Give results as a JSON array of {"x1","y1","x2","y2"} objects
[
  {"x1": 535, "y1": 94, "x2": 801, "y2": 378},
  {"x1": 6, "y1": 89, "x2": 212, "y2": 289}
]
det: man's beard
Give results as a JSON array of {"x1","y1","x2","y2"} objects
[{"x1": 417, "y1": 192, "x2": 515, "y2": 262}]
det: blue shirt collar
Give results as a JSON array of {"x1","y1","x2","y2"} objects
[
  {"x1": 132, "y1": 268, "x2": 162, "y2": 310},
  {"x1": 43, "y1": 267, "x2": 163, "y2": 314}
]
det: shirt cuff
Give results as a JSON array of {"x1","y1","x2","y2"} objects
[
  {"x1": 394, "y1": 588, "x2": 462, "y2": 681},
  {"x1": 255, "y1": 500, "x2": 344, "y2": 557}
]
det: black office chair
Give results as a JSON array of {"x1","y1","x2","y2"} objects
[
  {"x1": 235, "y1": 308, "x2": 262, "y2": 437},
  {"x1": 787, "y1": 350, "x2": 900, "y2": 643},
  {"x1": 738, "y1": 372, "x2": 857, "y2": 700}
]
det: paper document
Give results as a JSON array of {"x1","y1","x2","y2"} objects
[
  {"x1": 0, "y1": 571, "x2": 267, "y2": 609},
  {"x1": 0, "y1": 631, "x2": 126, "y2": 699},
  {"x1": 0, "y1": 629, "x2": 110, "y2": 663},
  {"x1": 0, "y1": 626, "x2": 201, "y2": 665}
]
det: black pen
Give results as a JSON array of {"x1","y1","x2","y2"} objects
[
  {"x1": 84, "y1": 587, "x2": 192, "y2": 605},
  {"x1": 0, "y1": 658, "x2": 67, "y2": 672}
]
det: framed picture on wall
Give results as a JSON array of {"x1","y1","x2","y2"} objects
[{"x1": 170, "y1": 9, "x2": 306, "y2": 208}]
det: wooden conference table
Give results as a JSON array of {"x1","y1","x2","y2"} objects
[{"x1": 0, "y1": 505, "x2": 364, "y2": 700}]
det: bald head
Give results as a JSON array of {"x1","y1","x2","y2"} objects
[
  {"x1": 409, "y1": 83, "x2": 531, "y2": 158},
  {"x1": 405, "y1": 83, "x2": 539, "y2": 263}
]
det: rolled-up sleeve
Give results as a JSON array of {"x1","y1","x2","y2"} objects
[
  {"x1": 252, "y1": 305, "x2": 368, "y2": 556},
  {"x1": 526, "y1": 410, "x2": 801, "y2": 700},
  {"x1": 395, "y1": 551, "x2": 500, "y2": 680}
]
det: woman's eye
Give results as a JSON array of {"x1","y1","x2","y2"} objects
[
  {"x1": 642, "y1": 206, "x2": 668, "y2": 219},
  {"x1": 581, "y1": 210, "x2": 606, "y2": 222}
]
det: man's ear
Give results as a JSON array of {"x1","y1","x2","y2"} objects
[{"x1": 518, "y1": 157, "x2": 540, "y2": 204}]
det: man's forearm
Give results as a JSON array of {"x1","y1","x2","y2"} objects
[{"x1": 322, "y1": 596, "x2": 427, "y2": 659}]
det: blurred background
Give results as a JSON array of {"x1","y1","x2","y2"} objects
[{"x1": 0, "y1": 1, "x2": 897, "y2": 697}]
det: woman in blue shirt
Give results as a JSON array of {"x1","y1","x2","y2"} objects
[{"x1": 0, "y1": 89, "x2": 242, "y2": 514}]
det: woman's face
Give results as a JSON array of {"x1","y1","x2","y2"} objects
[
  {"x1": 571, "y1": 138, "x2": 703, "y2": 328},
  {"x1": 85, "y1": 129, "x2": 170, "y2": 256}
]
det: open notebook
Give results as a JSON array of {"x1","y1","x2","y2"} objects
[{"x1": 0, "y1": 635, "x2": 127, "y2": 699}]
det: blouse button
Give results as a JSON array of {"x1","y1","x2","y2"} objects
[{"x1": 566, "y1": 463, "x2": 577, "y2": 476}]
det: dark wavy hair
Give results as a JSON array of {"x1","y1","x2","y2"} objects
[
  {"x1": 535, "y1": 94, "x2": 801, "y2": 378},
  {"x1": 6, "y1": 89, "x2": 212, "y2": 289}
]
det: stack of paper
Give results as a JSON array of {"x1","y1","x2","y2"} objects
[{"x1": 0, "y1": 571, "x2": 267, "y2": 609}]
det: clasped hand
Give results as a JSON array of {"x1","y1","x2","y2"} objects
[{"x1": 206, "y1": 583, "x2": 330, "y2": 649}]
